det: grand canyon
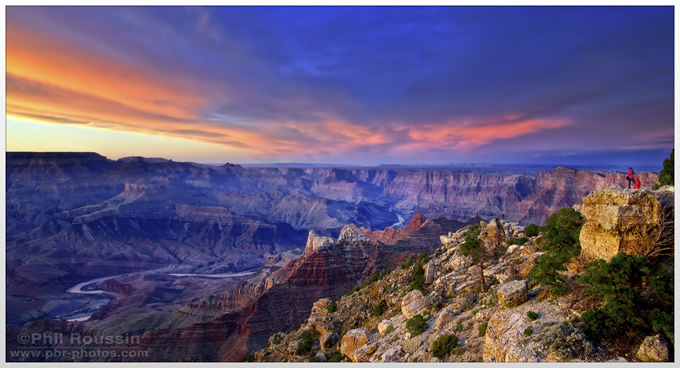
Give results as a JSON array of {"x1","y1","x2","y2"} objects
[{"x1": 5, "y1": 152, "x2": 667, "y2": 362}]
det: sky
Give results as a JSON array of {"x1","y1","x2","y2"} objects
[{"x1": 5, "y1": 6, "x2": 675, "y2": 169}]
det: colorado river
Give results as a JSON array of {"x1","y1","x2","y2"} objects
[
  {"x1": 390, "y1": 213, "x2": 405, "y2": 228},
  {"x1": 65, "y1": 269, "x2": 255, "y2": 322}
]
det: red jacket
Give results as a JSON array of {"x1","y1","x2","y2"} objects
[{"x1": 633, "y1": 177, "x2": 641, "y2": 189}]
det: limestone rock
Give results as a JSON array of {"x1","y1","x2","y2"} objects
[
  {"x1": 424, "y1": 263, "x2": 439, "y2": 284},
  {"x1": 340, "y1": 328, "x2": 370, "y2": 362},
  {"x1": 401, "y1": 290, "x2": 427, "y2": 319},
  {"x1": 320, "y1": 332, "x2": 340, "y2": 352},
  {"x1": 434, "y1": 308, "x2": 456, "y2": 330},
  {"x1": 378, "y1": 320, "x2": 393, "y2": 335},
  {"x1": 381, "y1": 346, "x2": 402, "y2": 362},
  {"x1": 636, "y1": 335, "x2": 669, "y2": 362},
  {"x1": 315, "y1": 351, "x2": 327, "y2": 362},
  {"x1": 497, "y1": 280, "x2": 527, "y2": 308},
  {"x1": 579, "y1": 188, "x2": 673, "y2": 262}
]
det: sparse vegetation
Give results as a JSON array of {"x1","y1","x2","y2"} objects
[
  {"x1": 272, "y1": 334, "x2": 282, "y2": 345},
  {"x1": 523, "y1": 327, "x2": 534, "y2": 336},
  {"x1": 478, "y1": 321, "x2": 488, "y2": 337},
  {"x1": 456, "y1": 322, "x2": 463, "y2": 332},
  {"x1": 530, "y1": 208, "x2": 584, "y2": 296},
  {"x1": 400, "y1": 255, "x2": 414, "y2": 269},
  {"x1": 327, "y1": 300, "x2": 337, "y2": 313},
  {"x1": 406, "y1": 314, "x2": 428, "y2": 336},
  {"x1": 385, "y1": 325, "x2": 395, "y2": 334},
  {"x1": 372, "y1": 301, "x2": 386, "y2": 317},
  {"x1": 240, "y1": 353, "x2": 256, "y2": 362},
  {"x1": 431, "y1": 334, "x2": 458, "y2": 359},
  {"x1": 328, "y1": 351, "x2": 346, "y2": 362},
  {"x1": 410, "y1": 251, "x2": 430, "y2": 295},
  {"x1": 368, "y1": 268, "x2": 392, "y2": 284},
  {"x1": 460, "y1": 224, "x2": 490, "y2": 292},
  {"x1": 295, "y1": 330, "x2": 315, "y2": 356},
  {"x1": 509, "y1": 236, "x2": 529, "y2": 246},
  {"x1": 542, "y1": 321, "x2": 594, "y2": 360},
  {"x1": 527, "y1": 311, "x2": 539, "y2": 321}
]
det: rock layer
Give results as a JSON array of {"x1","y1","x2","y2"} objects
[{"x1": 579, "y1": 188, "x2": 674, "y2": 261}]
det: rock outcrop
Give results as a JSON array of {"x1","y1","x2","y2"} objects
[
  {"x1": 579, "y1": 187, "x2": 674, "y2": 261},
  {"x1": 340, "y1": 328, "x2": 371, "y2": 361},
  {"x1": 636, "y1": 335, "x2": 670, "y2": 362},
  {"x1": 496, "y1": 280, "x2": 527, "y2": 308},
  {"x1": 401, "y1": 290, "x2": 427, "y2": 319}
]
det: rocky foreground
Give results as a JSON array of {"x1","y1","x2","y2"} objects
[{"x1": 251, "y1": 186, "x2": 674, "y2": 363}]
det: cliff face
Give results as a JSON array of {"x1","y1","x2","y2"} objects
[
  {"x1": 579, "y1": 187, "x2": 674, "y2": 262},
  {"x1": 124, "y1": 215, "x2": 471, "y2": 361},
  {"x1": 252, "y1": 188, "x2": 674, "y2": 363}
]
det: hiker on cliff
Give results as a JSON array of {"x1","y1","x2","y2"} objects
[
  {"x1": 626, "y1": 167, "x2": 635, "y2": 189},
  {"x1": 633, "y1": 176, "x2": 641, "y2": 190}
]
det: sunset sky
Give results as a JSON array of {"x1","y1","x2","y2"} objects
[{"x1": 5, "y1": 6, "x2": 675, "y2": 168}]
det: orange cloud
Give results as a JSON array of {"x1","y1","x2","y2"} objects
[
  {"x1": 5, "y1": 23, "x2": 292, "y2": 156},
  {"x1": 404, "y1": 118, "x2": 569, "y2": 152}
]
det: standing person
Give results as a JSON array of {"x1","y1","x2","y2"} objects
[
  {"x1": 626, "y1": 167, "x2": 635, "y2": 189},
  {"x1": 633, "y1": 176, "x2": 641, "y2": 190}
]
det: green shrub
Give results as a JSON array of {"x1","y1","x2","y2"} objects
[
  {"x1": 524, "y1": 327, "x2": 534, "y2": 336},
  {"x1": 328, "y1": 351, "x2": 346, "y2": 362},
  {"x1": 530, "y1": 208, "x2": 584, "y2": 296},
  {"x1": 431, "y1": 334, "x2": 458, "y2": 359},
  {"x1": 372, "y1": 302, "x2": 386, "y2": 317},
  {"x1": 240, "y1": 353, "x2": 256, "y2": 362},
  {"x1": 401, "y1": 256, "x2": 414, "y2": 269},
  {"x1": 385, "y1": 325, "x2": 395, "y2": 334},
  {"x1": 368, "y1": 268, "x2": 393, "y2": 284},
  {"x1": 579, "y1": 252, "x2": 649, "y2": 339},
  {"x1": 406, "y1": 315, "x2": 428, "y2": 336},
  {"x1": 410, "y1": 251, "x2": 430, "y2": 295},
  {"x1": 509, "y1": 236, "x2": 529, "y2": 246},
  {"x1": 272, "y1": 334, "x2": 282, "y2": 345},
  {"x1": 525, "y1": 223, "x2": 541, "y2": 237},
  {"x1": 658, "y1": 149, "x2": 674, "y2": 187},
  {"x1": 327, "y1": 300, "x2": 337, "y2": 314},
  {"x1": 295, "y1": 330, "x2": 314, "y2": 355},
  {"x1": 456, "y1": 322, "x2": 463, "y2": 332},
  {"x1": 527, "y1": 311, "x2": 539, "y2": 321},
  {"x1": 478, "y1": 321, "x2": 488, "y2": 337}
]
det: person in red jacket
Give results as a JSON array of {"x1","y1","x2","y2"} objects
[
  {"x1": 626, "y1": 167, "x2": 635, "y2": 189},
  {"x1": 633, "y1": 176, "x2": 641, "y2": 190}
]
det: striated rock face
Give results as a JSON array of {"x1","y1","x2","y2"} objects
[
  {"x1": 483, "y1": 300, "x2": 572, "y2": 362},
  {"x1": 579, "y1": 188, "x2": 674, "y2": 262},
  {"x1": 636, "y1": 335, "x2": 669, "y2": 362}
]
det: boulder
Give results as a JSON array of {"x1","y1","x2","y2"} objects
[
  {"x1": 377, "y1": 320, "x2": 393, "y2": 335},
  {"x1": 636, "y1": 335, "x2": 669, "y2": 362},
  {"x1": 381, "y1": 346, "x2": 402, "y2": 362},
  {"x1": 497, "y1": 280, "x2": 527, "y2": 308},
  {"x1": 401, "y1": 290, "x2": 427, "y2": 319},
  {"x1": 340, "y1": 328, "x2": 370, "y2": 362},
  {"x1": 424, "y1": 263, "x2": 439, "y2": 284},
  {"x1": 320, "y1": 332, "x2": 340, "y2": 352},
  {"x1": 579, "y1": 188, "x2": 673, "y2": 262},
  {"x1": 434, "y1": 308, "x2": 456, "y2": 330},
  {"x1": 315, "y1": 351, "x2": 327, "y2": 362}
]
